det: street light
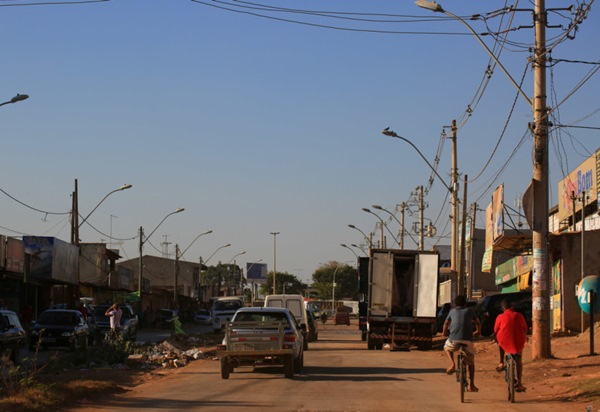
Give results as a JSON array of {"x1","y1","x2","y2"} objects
[
  {"x1": 372, "y1": 204, "x2": 419, "y2": 249},
  {"x1": 351, "y1": 244, "x2": 367, "y2": 255},
  {"x1": 79, "y1": 184, "x2": 133, "y2": 231},
  {"x1": 340, "y1": 243, "x2": 359, "y2": 260},
  {"x1": 178, "y1": 230, "x2": 213, "y2": 260},
  {"x1": 0, "y1": 94, "x2": 29, "y2": 107},
  {"x1": 362, "y1": 207, "x2": 402, "y2": 248},
  {"x1": 204, "y1": 243, "x2": 231, "y2": 265},
  {"x1": 227, "y1": 251, "x2": 246, "y2": 296},
  {"x1": 138, "y1": 208, "x2": 185, "y2": 296},
  {"x1": 348, "y1": 224, "x2": 372, "y2": 248},
  {"x1": 270, "y1": 232, "x2": 280, "y2": 294},
  {"x1": 414, "y1": 0, "x2": 532, "y2": 107},
  {"x1": 174, "y1": 229, "x2": 213, "y2": 305}
]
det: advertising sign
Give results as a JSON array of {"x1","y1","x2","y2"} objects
[
  {"x1": 246, "y1": 262, "x2": 268, "y2": 283},
  {"x1": 557, "y1": 151, "x2": 598, "y2": 223},
  {"x1": 492, "y1": 184, "x2": 504, "y2": 242},
  {"x1": 23, "y1": 236, "x2": 78, "y2": 284},
  {"x1": 6, "y1": 237, "x2": 24, "y2": 272}
]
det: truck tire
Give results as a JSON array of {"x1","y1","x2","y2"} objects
[
  {"x1": 220, "y1": 356, "x2": 230, "y2": 379},
  {"x1": 284, "y1": 355, "x2": 294, "y2": 378},
  {"x1": 367, "y1": 334, "x2": 375, "y2": 350}
]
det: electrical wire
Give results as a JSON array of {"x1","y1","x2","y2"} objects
[
  {"x1": 0, "y1": 0, "x2": 110, "y2": 6},
  {"x1": 0, "y1": 188, "x2": 70, "y2": 215}
]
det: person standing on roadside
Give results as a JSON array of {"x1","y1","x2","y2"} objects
[
  {"x1": 104, "y1": 303, "x2": 123, "y2": 338},
  {"x1": 494, "y1": 299, "x2": 528, "y2": 392},
  {"x1": 442, "y1": 294, "x2": 482, "y2": 393}
]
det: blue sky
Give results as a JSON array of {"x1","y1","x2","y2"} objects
[{"x1": 1, "y1": 0, "x2": 598, "y2": 282}]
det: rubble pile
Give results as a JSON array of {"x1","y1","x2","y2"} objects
[{"x1": 128, "y1": 334, "x2": 219, "y2": 370}]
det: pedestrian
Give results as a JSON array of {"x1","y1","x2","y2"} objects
[
  {"x1": 493, "y1": 298, "x2": 528, "y2": 392},
  {"x1": 104, "y1": 303, "x2": 123, "y2": 338},
  {"x1": 442, "y1": 295, "x2": 482, "y2": 393}
]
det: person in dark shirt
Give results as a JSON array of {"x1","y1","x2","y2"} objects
[{"x1": 442, "y1": 295, "x2": 482, "y2": 392}]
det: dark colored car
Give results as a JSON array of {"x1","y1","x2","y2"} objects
[
  {"x1": 29, "y1": 309, "x2": 89, "y2": 351},
  {"x1": 88, "y1": 304, "x2": 139, "y2": 344},
  {"x1": 334, "y1": 310, "x2": 350, "y2": 326},
  {"x1": 474, "y1": 291, "x2": 532, "y2": 336},
  {"x1": 306, "y1": 309, "x2": 318, "y2": 341},
  {"x1": 436, "y1": 300, "x2": 478, "y2": 333},
  {"x1": 0, "y1": 309, "x2": 26, "y2": 363}
]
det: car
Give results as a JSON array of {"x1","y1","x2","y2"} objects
[
  {"x1": 88, "y1": 304, "x2": 139, "y2": 344},
  {"x1": 194, "y1": 309, "x2": 212, "y2": 325},
  {"x1": 218, "y1": 307, "x2": 304, "y2": 379},
  {"x1": 264, "y1": 294, "x2": 310, "y2": 349},
  {"x1": 333, "y1": 309, "x2": 350, "y2": 326},
  {"x1": 29, "y1": 309, "x2": 89, "y2": 351},
  {"x1": 436, "y1": 300, "x2": 478, "y2": 333},
  {"x1": 211, "y1": 297, "x2": 244, "y2": 333},
  {"x1": 474, "y1": 291, "x2": 532, "y2": 336},
  {"x1": 0, "y1": 309, "x2": 26, "y2": 364},
  {"x1": 306, "y1": 309, "x2": 318, "y2": 341},
  {"x1": 156, "y1": 308, "x2": 179, "y2": 329}
]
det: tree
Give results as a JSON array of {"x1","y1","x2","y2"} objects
[
  {"x1": 259, "y1": 271, "x2": 308, "y2": 296},
  {"x1": 312, "y1": 261, "x2": 358, "y2": 301}
]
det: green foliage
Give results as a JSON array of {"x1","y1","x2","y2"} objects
[
  {"x1": 86, "y1": 334, "x2": 141, "y2": 365},
  {"x1": 259, "y1": 271, "x2": 308, "y2": 295},
  {"x1": 312, "y1": 261, "x2": 358, "y2": 300}
]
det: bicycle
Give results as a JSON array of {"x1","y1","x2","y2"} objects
[
  {"x1": 505, "y1": 353, "x2": 519, "y2": 403},
  {"x1": 455, "y1": 344, "x2": 468, "y2": 403}
]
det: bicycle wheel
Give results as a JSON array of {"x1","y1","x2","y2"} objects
[
  {"x1": 458, "y1": 353, "x2": 466, "y2": 403},
  {"x1": 507, "y1": 356, "x2": 515, "y2": 403}
]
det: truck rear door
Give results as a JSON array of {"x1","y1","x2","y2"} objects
[
  {"x1": 413, "y1": 253, "x2": 439, "y2": 318},
  {"x1": 369, "y1": 251, "x2": 394, "y2": 317}
]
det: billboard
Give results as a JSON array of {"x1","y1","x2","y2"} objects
[
  {"x1": 246, "y1": 262, "x2": 268, "y2": 284},
  {"x1": 492, "y1": 184, "x2": 504, "y2": 242},
  {"x1": 6, "y1": 237, "x2": 24, "y2": 273},
  {"x1": 557, "y1": 150, "x2": 599, "y2": 223}
]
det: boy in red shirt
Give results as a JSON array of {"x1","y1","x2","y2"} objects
[{"x1": 494, "y1": 299, "x2": 528, "y2": 392}]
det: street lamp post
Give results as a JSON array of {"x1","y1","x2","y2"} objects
[
  {"x1": 201, "y1": 243, "x2": 231, "y2": 298},
  {"x1": 228, "y1": 251, "x2": 246, "y2": 295},
  {"x1": 340, "y1": 244, "x2": 359, "y2": 260},
  {"x1": 0, "y1": 94, "x2": 29, "y2": 107},
  {"x1": 270, "y1": 232, "x2": 280, "y2": 294},
  {"x1": 138, "y1": 208, "x2": 185, "y2": 296},
  {"x1": 350, "y1": 244, "x2": 367, "y2": 255},
  {"x1": 415, "y1": 0, "x2": 551, "y2": 360},
  {"x1": 362, "y1": 207, "x2": 403, "y2": 248},
  {"x1": 348, "y1": 224, "x2": 372, "y2": 249},
  {"x1": 372, "y1": 204, "x2": 419, "y2": 249},
  {"x1": 174, "y1": 230, "x2": 213, "y2": 305}
]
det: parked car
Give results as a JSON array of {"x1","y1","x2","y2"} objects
[
  {"x1": 0, "y1": 309, "x2": 26, "y2": 364},
  {"x1": 29, "y1": 309, "x2": 89, "y2": 351},
  {"x1": 88, "y1": 304, "x2": 139, "y2": 344},
  {"x1": 157, "y1": 308, "x2": 179, "y2": 329},
  {"x1": 436, "y1": 300, "x2": 478, "y2": 333},
  {"x1": 306, "y1": 309, "x2": 318, "y2": 341},
  {"x1": 474, "y1": 291, "x2": 532, "y2": 336},
  {"x1": 264, "y1": 294, "x2": 310, "y2": 349},
  {"x1": 194, "y1": 309, "x2": 212, "y2": 325}
]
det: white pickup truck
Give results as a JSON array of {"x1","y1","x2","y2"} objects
[{"x1": 217, "y1": 307, "x2": 305, "y2": 379}]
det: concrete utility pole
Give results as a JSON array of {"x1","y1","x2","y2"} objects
[
  {"x1": 399, "y1": 202, "x2": 407, "y2": 250},
  {"x1": 418, "y1": 185, "x2": 424, "y2": 250},
  {"x1": 450, "y1": 120, "x2": 459, "y2": 298},
  {"x1": 174, "y1": 244, "x2": 180, "y2": 305},
  {"x1": 467, "y1": 202, "x2": 477, "y2": 300},
  {"x1": 458, "y1": 175, "x2": 468, "y2": 297},
  {"x1": 531, "y1": 0, "x2": 550, "y2": 360},
  {"x1": 270, "y1": 232, "x2": 280, "y2": 294}
]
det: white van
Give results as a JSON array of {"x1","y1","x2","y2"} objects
[
  {"x1": 264, "y1": 294, "x2": 310, "y2": 349},
  {"x1": 211, "y1": 296, "x2": 244, "y2": 333}
]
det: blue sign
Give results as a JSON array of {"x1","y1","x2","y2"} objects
[{"x1": 577, "y1": 275, "x2": 600, "y2": 314}]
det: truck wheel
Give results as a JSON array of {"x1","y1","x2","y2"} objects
[
  {"x1": 284, "y1": 355, "x2": 294, "y2": 378},
  {"x1": 220, "y1": 356, "x2": 230, "y2": 379},
  {"x1": 367, "y1": 334, "x2": 375, "y2": 350}
]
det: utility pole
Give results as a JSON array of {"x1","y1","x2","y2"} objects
[
  {"x1": 531, "y1": 0, "x2": 551, "y2": 360},
  {"x1": 419, "y1": 185, "x2": 424, "y2": 250},
  {"x1": 450, "y1": 120, "x2": 459, "y2": 298},
  {"x1": 270, "y1": 232, "x2": 280, "y2": 294},
  {"x1": 138, "y1": 226, "x2": 144, "y2": 295},
  {"x1": 174, "y1": 244, "x2": 180, "y2": 306},
  {"x1": 399, "y1": 202, "x2": 406, "y2": 250},
  {"x1": 467, "y1": 202, "x2": 477, "y2": 300},
  {"x1": 458, "y1": 175, "x2": 468, "y2": 296},
  {"x1": 71, "y1": 179, "x2": 79, "y2": 244}
]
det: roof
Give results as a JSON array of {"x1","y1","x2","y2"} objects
[{"x1": 236, "y1": 307, "x2": 291, "y2": 314}]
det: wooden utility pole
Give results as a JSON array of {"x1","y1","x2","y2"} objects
[
  {"x1": 71, "y1": 179, "x2": 79, "y2": 244},
  {"x1": 419, "y1": 185, "x2": 424, "y2": 250},
  {"x1": 458, "y1": 175, "x2": 468, "y2": 297},
  {"x1": 450, "y1": 120, "x2": 459, "y2": 297},
  {"x1": 531, "y1": 0, "x2": 551, "y2": 359}
]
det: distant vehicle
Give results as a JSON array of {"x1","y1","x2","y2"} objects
[
  {"x1": 264, "y1": 294, "x2": 310, "y2": 349},
  {"x1": 30, "y1": 309, "x2": 89, "y2": 351},
  {"x1": 211, "y1": 297, "x2": 244, "y2": 333},
  {"x1": 217, "y1": 307, "x2": 304, "y2": 379},
  {"x1": 474, "y1": 291, "x2": 532, "y2": 336},
  {"x1": 334, "y1": 308, "x2": 351, "y2": 326},
  {"x1": 194, "y1": 309, "x2": 212, "y2": 325},
  {"x1": 0, "y1": 309, "x2": 26, "y2": 363},
  {"x1": 156, "y1": 308, "x2": 179, "y2": 329},
  {"x1": 306, "y1": 309, "x2": 318, "y2": 341},
  {"x1": 436, "y1": 300, "x2": 478, "y2": 333},
  {"x1": 88, "y1": 304, "x2": 139, "y2": 344}
]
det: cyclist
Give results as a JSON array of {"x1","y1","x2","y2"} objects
[
  {"x1": 494, "y1": 298, "x2": 528, "y2": 392},
  {"x1": 442, "y1": 295, "x2": 482, "y2": 392}
]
